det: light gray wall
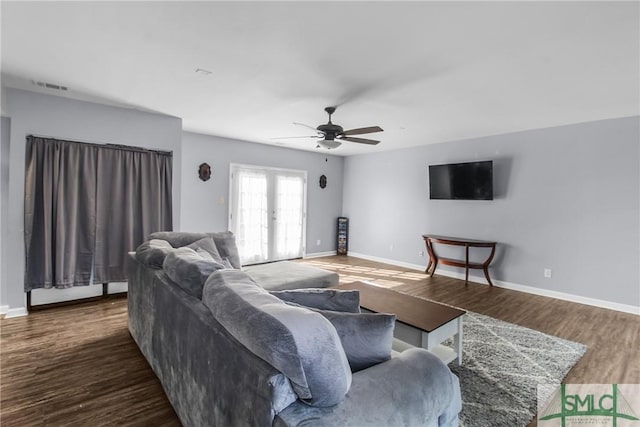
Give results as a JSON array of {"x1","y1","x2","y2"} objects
[
  {"x1": 3, "y1": 88, "x2": 182, "y2": 310},
  {"x1": 181, "y1": 131, "x2": 344, "y2": 255},
  {"x1": 0, "y1": 116, "x2": 9, "y2": 309},
  {"x1": 343, "y1": 116, "x2": 639, "y2": 307}
]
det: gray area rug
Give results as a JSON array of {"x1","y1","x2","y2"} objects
[{"x1": 445, "y1": 312, "x2": 587, "y2": 427}]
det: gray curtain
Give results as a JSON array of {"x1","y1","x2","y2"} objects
[
  {"x1": 93, "y1": 146, "x2": 172, "y2": 282},
  {"x1": 24, "y1": 138, "x2": 100, "y2": 289},
  {"x1": 24, "y1": 136, "x2": 172, "y2": 291}
]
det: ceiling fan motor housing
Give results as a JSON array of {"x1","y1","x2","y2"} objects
[{"x1": 317, "y1": 123, "x2": 344, "y2": 140}]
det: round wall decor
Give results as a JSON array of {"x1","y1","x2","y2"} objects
[
  {"x1": 319, "y1": 174, "x2": 327, "y2": 189},
  {"x1": 198, "y1": 163, "x2": 212, "y2": 181}
]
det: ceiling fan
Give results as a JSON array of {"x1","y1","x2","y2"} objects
[{"x1": 277, "y1": 106, "x2": 383, "y2": 150}]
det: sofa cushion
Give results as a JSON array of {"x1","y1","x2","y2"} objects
[
  {"x1": 134, "y1": 239, "x2": 173, "y2": 268},
  {"x1": 202, "y1": 270, "x2": 352, "y2": 407},
  {"x1": 270, "y1": 289, "x2": 360, "y2": 313},
  {"x1": 163, "y1": 247, "x2": 225, "y2": 298},
  {"x1": 244, "y1": 261, "x2": 339, "y2": 291},
  {"x1": 313, "y1": 309, "x2": 396, "y2": 372},
  {"x1": 149, "y1": 231, "x2": 242, "y2": 269},
  {"x1": 186, "y1": 237, "x2": 224, "y2": 264}
]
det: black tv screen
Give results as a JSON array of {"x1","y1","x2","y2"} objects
[{"x1": 429, "y1": 160, "x2": 493, "y2": 200}]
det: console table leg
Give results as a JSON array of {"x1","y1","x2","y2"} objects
[
  {"x1": 464, "y1": 245, "x2": 469, "y2": 285},
  {"x1": 483, "y1": 268, "x2": 494, "y2": 287},
  {"x1": 424, "y1": 239, "x2": 437, "y2": 277},
  {"x1": 483, "y1": 244, "x2": 496, "y2": 287}
]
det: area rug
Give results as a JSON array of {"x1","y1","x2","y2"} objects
[{"x1": 445, "y1": 311, "x2": 587, "y2": 427}]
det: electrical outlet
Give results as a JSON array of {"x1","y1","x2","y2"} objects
[
  {"x1": 389, "y1": 244, "x2": 394, "y2": 252},
  {"x1": 316, "y1": 239, "x2": 321, "y2": 246},
  {"x1": 418, "y1": 251, "x2": 425, "y2": 256},
  {"x1": 544, "y1": 268, "x2": 552, "y2": 278}
]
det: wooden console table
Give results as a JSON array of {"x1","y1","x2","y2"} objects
[{"x1": 422, "y1": 235, "x2": 496, "y2": 286}]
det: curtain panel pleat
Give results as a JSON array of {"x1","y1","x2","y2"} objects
[{"x1": 24, "y1": 136, "x2": 172, "y2": 291}]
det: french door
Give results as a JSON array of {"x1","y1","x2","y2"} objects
[{"x1": 229, "y1": 164, "x2": 307, "y2": 265}]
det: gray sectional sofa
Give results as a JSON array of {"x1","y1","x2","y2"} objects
[{"x1": 128, "y1": 231, "x2": 461, "y2": 426}]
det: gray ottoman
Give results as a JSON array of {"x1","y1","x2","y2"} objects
[{"x1": 243, "y1": 261, "x2": 339, "y2": 291}]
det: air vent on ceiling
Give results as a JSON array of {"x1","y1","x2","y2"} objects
[{"x1": 31, "y1": 80, "x2": 68, "y2": 91}]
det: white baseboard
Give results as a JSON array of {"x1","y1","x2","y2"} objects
[
  {"x1": 3, "y1": 307, "x2": 28, "y2": 318},
  {"x1": 348, "y1": 252, "x2": 426, "y2": 272},
  {"x1": 304, "y1": 251, "x2": 337, "y2": 259},
  {"x1": 0, "y1": 305, "x2": 9, "y2": 315},
  {"x1": 348, "y1": 252, "x2": 640, "y2": 316}
]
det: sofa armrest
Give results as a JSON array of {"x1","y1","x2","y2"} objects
[{"x1": 274, "y1": 348, "x2": 461, "y2": 427}]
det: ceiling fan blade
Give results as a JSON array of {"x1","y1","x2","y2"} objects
[
  {"x1": 342, "y1": 126, "x2": 384, "y2": 136},
  {"x1": 271, "y1": 135, "x2": 322, "y2": 140},
  {"x1": 293, "y1": 122, "x2": 323, "y2": 135},
  {"x1": 339, "y1": 136, "x2": 380, "y2": 145}
]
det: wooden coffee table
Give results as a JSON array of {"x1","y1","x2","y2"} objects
[{"x1": 335, "y1": 281, "x2": 466, "y2": 365}]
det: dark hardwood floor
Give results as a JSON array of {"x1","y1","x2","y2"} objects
[{"x1": 1, "y1": 255, "x2": 638, "y2": 426}]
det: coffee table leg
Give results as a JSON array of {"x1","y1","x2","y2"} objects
[
  {"x1": 419, "y1": 319, "x2": 463, "y2": 366},
  {"x1": 454, "y1": 318, "x2": 463, "y2": 366}
]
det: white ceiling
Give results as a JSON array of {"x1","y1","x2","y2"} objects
[{"x1": 1, "y1": 1, "x2": 638, "y2": 156}]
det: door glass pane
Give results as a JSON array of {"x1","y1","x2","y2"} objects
[
  {"x1": 236, "y1": 170, "x2": 269, "y2": 264},
  {"x1": 274, "y1": 174, "x2": 305, "y2": 260}
]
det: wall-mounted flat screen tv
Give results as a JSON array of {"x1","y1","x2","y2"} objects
[{"x1": 429, "y1": 160, "x2": 493, "y2": 200}]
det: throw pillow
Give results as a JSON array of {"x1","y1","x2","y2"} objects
[
  {"x1": 148, "y1": 231, "x2": 209, "y2": 249},
  {"x1": 163, "y1": 247, "x2": 225, "y2": 299},
  {"x1": 203, "y1": 270, "x2": 352, "y2": 407},
  {"x1": 186, "y1": 237, "x2": 224, "y2": 264},
  {"x1": 209, "y1": 231, "x2": 242, "y2": 269},
  {"x1": 220, "y1": 258, "x2": 236, "y2": 270},
  {"x1": 270, "y1": 289, "x2": 360, "y2": 313},
  {"x1": 135, "y1": 239, "x2": 173, "y2": 268},
  {"x1": 294, "y1": 304, "x2": 396, "y2": 372},
  {"x1": 148, "y1": 231, "x2": 243, "y2": 269}
]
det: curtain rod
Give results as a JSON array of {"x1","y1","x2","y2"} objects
[{"x1": 27, "y1": 134, "x2": 173, "y2": 156}]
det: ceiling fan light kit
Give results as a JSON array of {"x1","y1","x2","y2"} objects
[
  {"x1": 279, "y1": 106, "x2": 384, "y2": 150},
  {"x1": 318, "y1": 139, "x2": 342, "y2": 150}
]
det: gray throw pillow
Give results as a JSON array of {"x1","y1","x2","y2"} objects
[
  {"x1": 220, "y1": 258, "x2": 236, "y2": 270},
  {"x1": 186, "y1": 237, "x2": 224, "y2": 264},
  {"x1": 209, "y1": 231, "x2": 242, "y2": 269},
  {"x1": 148, "y1": 231, "x2": 209, "y2": 249},
  {"x1": 270, "y1": 289, "x2": 360, "y2": 313},
  {"x1": 163, "y1": 247, "x2": 225, "y2": 299},
  {"x1": 296, "y1": 304, "x2": 396, "y2": 372},
  {"x1": 148, "y1": 231, "x2": 243, "y2": 269},
  {"x1": 135, "y1": 239, "x2": 173, "y2": 268},
  {"x1": 203, "y1": 270, "x2": 352, "y2": 407}
]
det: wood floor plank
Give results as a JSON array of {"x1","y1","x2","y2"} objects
[{"x1": 1, "y1": 255, "x2": 638, "y2": 426}]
